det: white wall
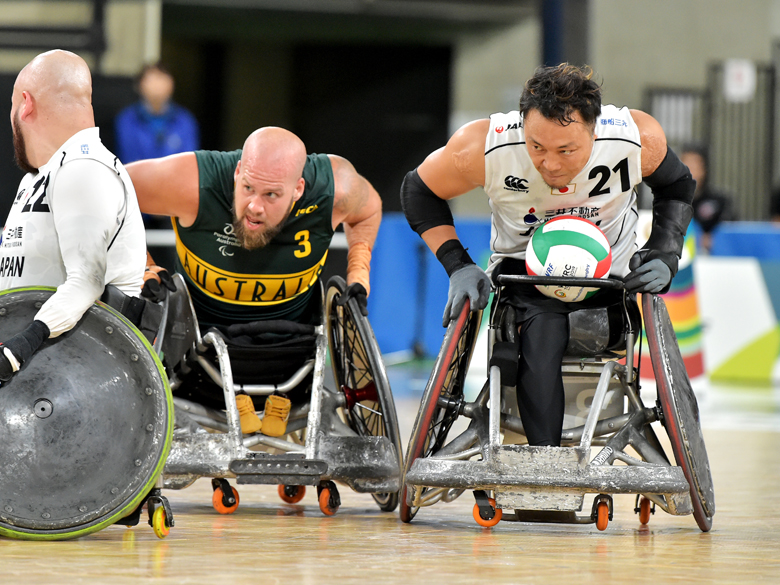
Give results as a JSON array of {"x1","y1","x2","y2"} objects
[{"x1": 591, "y1": 0, "x2": 775, "y2": 109}]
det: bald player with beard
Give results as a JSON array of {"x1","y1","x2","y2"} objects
[
  {"x1": 0, "y1": 50, "x2": 146, "y2": 384},
  {"x1": 126, "y1": 126, "x2": 382, "y2": 434}
]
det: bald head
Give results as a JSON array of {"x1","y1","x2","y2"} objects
[
  {"x1": 11, "y1": 50, "x2": 95, "y2": 171},
  {"x1": 241, "y1": 127, "x2": 307, "y2": 181}
]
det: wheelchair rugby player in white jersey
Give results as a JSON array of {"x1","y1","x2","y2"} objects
[
  {"x1": 399, "y1": 63, "x2": 715, "y2": 531},
  {"x1": 0, "y1": 50, "x2": 174, "y2": 540}
]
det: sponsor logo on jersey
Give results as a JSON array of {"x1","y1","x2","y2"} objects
[
  {"x1": 213, "y1": 223, "x2": 242, "y2": 254},
  {"x1": 295, "y1": 204, "x2": 319, "y2": 217},
  {"x1": 599, "y1": 118, "x2": 628, "y2": 127},
  {"x1": 80, "y1": 144, "x2": 89, "y2": 154},
  {"x1": 1, "y1": 226, "x2": 24, "y2": 248},
  {"x1": 504, "y1": 176, "x2": 529, "y2": 192},
  {"x1": 175, "y1": 239, "x2": 328, "y2": 306},
  {"x1": 495, "y1": 126, "x2": 504, "y2": 133},
  {"x1": 519, "y1": 206, "x2": 602, "y2": 237},
  {"x1": 0, "y1": 255, "x2": 24, "y2": 277}
]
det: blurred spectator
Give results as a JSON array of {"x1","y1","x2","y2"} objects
[
  {"x1": 115, "y1": 62, "x2": 199, "y2": 228},
  {"x1": 680, "y1": 144, "x2": 736, "y2": 253},
  {"x1": 115, "y1": 62, "x2": 199, "y2": 163}
]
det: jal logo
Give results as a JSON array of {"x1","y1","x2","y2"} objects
[
  {"x1": 506, "y1": 122, "x2": 520, "y2": 130},
  {"x1": 495, "y1": 126, "x2": 504, "y2": 133},
  {"x1": 504, "y1": 176, "x2": 529, "y2": 192}
]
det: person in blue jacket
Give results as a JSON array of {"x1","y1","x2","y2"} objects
[
  {"x1": 115, "y1": 62, "x2": 199, "y2": 227},
  {"x1": 115, "y1": 61, "x2": 199, "y2": 164}
]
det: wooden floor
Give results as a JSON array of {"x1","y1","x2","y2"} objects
[{"x1": 2, "y1": 376, "x2": 780, "y2": 585}]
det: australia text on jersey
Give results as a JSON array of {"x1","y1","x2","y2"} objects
[{"x1": 176, "y1": 243, "x2": 328, "y2": 306}]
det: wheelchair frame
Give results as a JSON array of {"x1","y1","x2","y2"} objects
[
  {"x1": 401, "y1": 275, "x2": 715, "y2": 532},
  {"x1": 160, "y1": 274, "x2": 403, "y2": 515}
]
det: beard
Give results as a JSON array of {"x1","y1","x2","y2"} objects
[
  {"x1": 232, "y1": 206, "x2": 291, "y2": 251},
  {"x1": 12, "y1": 110, "x2": 37, "y2": 174}
]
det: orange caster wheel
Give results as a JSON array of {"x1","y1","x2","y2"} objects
[
  {"x1": 592, "y1": 494, "x2": 613, "y2": 531},
  {"x1": 472, "y1": 497, "x2": 502, "y2": 528},
  {"x1": 278, "y1": 484, "x2": 306, "y2": 504},
  {"x1": 212, "y1": 479, "x2": 240, "y2": 514},
  {"x1": 596, "y1": 501, "x2": 609, "y2": 531},
  {"x1": 317, "y1": 481, "x2": 340, "y2": 516},
  {"x1": 151, "y1": 506, "x2": 170, "y2": 539},
  {"x1": 638, "y1": 496, "x2": 653, "y2": 525}
]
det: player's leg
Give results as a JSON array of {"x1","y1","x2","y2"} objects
[{"x1": 516, "y1": 311, "x2": 568, "y2": 446}]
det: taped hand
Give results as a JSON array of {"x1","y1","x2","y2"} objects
[
  {"x1": 141, "y1": 266, "x2": 177, "y2": 302},
  {"x1": 442, "y1": 264, "x2": 491, "y2": 327},
  {"x1": 336, "y1": 283, "x2": 368, "y2": 316},
  {"x1": 624, "y1": 250, "x2": 676, "y2": 294},
  {"x1": 0, "y1": 347, "x2": 19, "y2": 382},
  {"x1": 0, "y1": 320, "x2": 50, "y2": 383}
]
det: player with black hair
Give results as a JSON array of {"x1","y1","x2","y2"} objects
[{"x1": 401, "y1": 63, "x2": 694, "y2": 447}]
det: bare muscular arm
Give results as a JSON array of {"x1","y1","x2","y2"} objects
[
  {"x1": 415, "y1": 119, "x2": 489, "y2": 254},
  {"x1": 329, "y1": 155, "x2": 382, "y2": 292},
  {"x1": 630, "y1": 109, "x2": 668, "y2": 178},
  {"x1": 125, "y1": 152, "x2": 201, "y2": 228}
]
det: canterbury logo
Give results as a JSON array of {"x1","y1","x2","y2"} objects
[{"x1": 504, "y1": 176, "x2": 529, "y2": 191}]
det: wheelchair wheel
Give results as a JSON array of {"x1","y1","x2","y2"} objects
[
  {"x1": 0, "y1": 288, "x2": 173, "y2": 540},
  {"x1": 400, "y1": 302, "x2": 482, "y2": 523},
  {"x1": 643, "y1": 294, "x2": 715, "y2": 532},
  {"x1": 325, "y1": 276, "x2": 403, "y2": 512}
]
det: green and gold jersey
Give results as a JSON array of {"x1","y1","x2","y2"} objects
[{"x1": 173, "y1": 149, "x2": 335, "y2": 327}]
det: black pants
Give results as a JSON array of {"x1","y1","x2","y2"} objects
[
  {"x1": 516, "y1": 311, "x2": 569, "y2": 447},
  {"x1": 494, "y1": 258, "x2": 629, "y2": 447}
]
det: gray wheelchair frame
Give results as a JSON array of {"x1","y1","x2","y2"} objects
[
  {"x1": 401, "y1": 274, "x2": 715, "y2": 532},
  {"x1": 160, "y1": 274, "x2": 403, "y2": 514}
]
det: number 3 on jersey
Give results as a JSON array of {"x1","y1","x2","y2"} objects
[{"x1": 294, "y1": 230, "x2": 311, "y2": 258}]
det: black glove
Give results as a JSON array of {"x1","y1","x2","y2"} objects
[
  {"x1": 0, "y1": 320, "x2": 50, "y2": 383},
  {"x1": 336, "y1": 283, "x2": 368, "y2": 317},
  {"x1": 141, "y1": 267, "x2": 177, "y2": 303},
  {"x1": 442, "y1": 264, "x2": 491, "y2": 326},
  {"x1": 624, "y1": 251, "x2": 674, "y2": 294},
  {"x1": 625, "y1": 198, "x2": 693, "y2": 295}
]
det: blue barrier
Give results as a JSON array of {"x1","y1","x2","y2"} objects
[
  {"x1": 710, "y1": 222, "x2": 780, "y2": 259},
  {"x1": 368, "y1": 213, "x2": 491, "y2": 356}
]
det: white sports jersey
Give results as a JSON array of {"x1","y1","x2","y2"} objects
[
  {"x1": 0, "y1": 127, "x2": 146, "y2": 337},
  {"x1": 484, "y1": 104, "x2": 643, "y2": 278}
]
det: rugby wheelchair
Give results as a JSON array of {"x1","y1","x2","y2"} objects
[
  {"x1": 158, "y1": 274, "x2": 403, "y2": 516},
  {"x1": 0, "y1": 288, "x2": 174, "y2": 540},
  {"x1": 401, "y1": 274, "x2": 715, "y2": 532}
]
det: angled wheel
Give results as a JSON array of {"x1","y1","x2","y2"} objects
[
  {"x1": 318, "y1": 481, "x2": 341, "y2": 516},
  {"x1": 151, "y1": 507, "x2": 170, "y2": 539},
  {"x1": 400, "y1": 302, "x2": 482, "y2": 522},
  {"x1": 211, "y1": 479, "x2": 240, "y2": 515},
  {"x1": 325, "y1": 276, "x2": 403, "y2": 512},
  {"x1": 638, "y1": 496, "x2": 652, "y2": 525},
  {"x1": 278, "y1": 484, "x2": 306, "y2": 504},
  {"x1": 473, "y1": 497, "x2": 502, "y2": 528},
  {"x1": 643, "y1": 294, "x2": 715, "y2": 532}
]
